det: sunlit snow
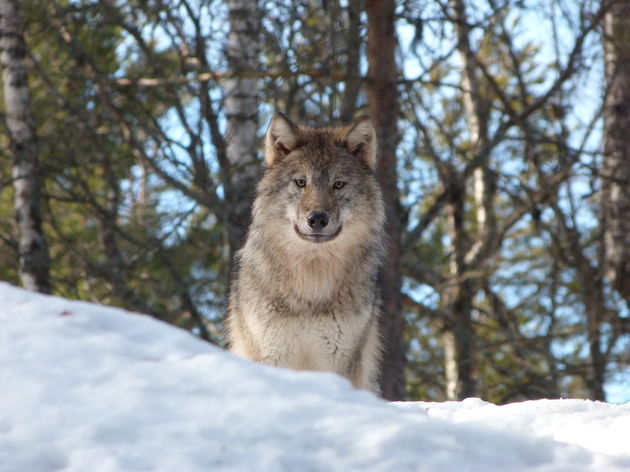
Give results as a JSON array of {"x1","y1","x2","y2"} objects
[{"x1": 1, "y1": 282, "x2": 628, "y2": 471}]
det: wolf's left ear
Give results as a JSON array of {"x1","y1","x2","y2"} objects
[
  {"x1": 343, "y1": 115, "x2": 377, "y2": 170},
  {"x1": 265, "y1": 112, "x2": 300, "y2": 165}
]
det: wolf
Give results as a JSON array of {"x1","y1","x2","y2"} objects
[{"x1": 225, "y1": 112, "x2": 385, "y2": 393}]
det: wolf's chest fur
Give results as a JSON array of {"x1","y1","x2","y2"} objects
[
  {"x1": 255, "y1": 305, "x2": 373, "y2": 374},
  {"x1": 230, "y1": 249, "x2": 381, "y2": 387}
]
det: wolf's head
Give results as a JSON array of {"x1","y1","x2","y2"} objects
[{"x1": 252, "y1": 112, "x2": 384, "y2": 252}]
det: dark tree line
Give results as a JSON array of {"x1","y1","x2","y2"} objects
[{"x1": 1, "y1": 0, "x2": 628, "y2": 402}]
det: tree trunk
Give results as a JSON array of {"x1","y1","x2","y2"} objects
[
  {"x1": 0, "y1": 0, "x2": 50, "y2": 293},
  {"x1": 440, "y1": 0, "x2": 485, "y2": 401},
  {"x1": 582, "y1": 273, "x2": 607, "y2": 401},
  {"x1": 602, "y1": 0, "x2": 630, "y2": 308},
  {"x1": 366, "y1": 0, "x2": 406, "y2": 400},
  {"x1": 224, "y1": 0, "x2": 261, "y2": 259},
  {"x1": 339, "y1": 0, "x2": 362, "y2": 123},
  {"x1": 442, "y1": 179, "x2": 476, "y2": 400}
]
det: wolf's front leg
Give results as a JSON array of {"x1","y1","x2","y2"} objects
[{"x1": 347, "y1": 320, "x2": 382, "y2": 394}]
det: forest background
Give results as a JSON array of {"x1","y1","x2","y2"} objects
[{"x1": 1, "y1": 0, "x2": 629, "y2": 403}]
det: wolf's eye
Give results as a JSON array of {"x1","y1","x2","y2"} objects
[
  {"x1": 333, "y1": 181, "x2": 346, "y2": 190},
  {"x1": 294, "y1": 178, "x2": 306, "y2": 188}
]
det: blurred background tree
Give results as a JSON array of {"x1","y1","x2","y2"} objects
[{"x1": 1, "y1": 0, "x2": 628, "y2": 403}]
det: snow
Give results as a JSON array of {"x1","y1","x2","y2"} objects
[{"x1": 1, "y1": 282, "x2": 629, "y2": 472}]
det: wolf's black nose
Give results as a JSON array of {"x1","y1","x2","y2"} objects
[{"x1": 307, "y1": 211, "x2": 329, "y2": 230}]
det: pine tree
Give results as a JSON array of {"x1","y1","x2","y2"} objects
[{"x1": 366, "y1": 0, "x2": 406, "y2": 400}]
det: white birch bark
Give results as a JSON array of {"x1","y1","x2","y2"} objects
[
  {"x1": 0, "y1": 0, "x2": 50, "y2": 293},
  {"x1": 603, "y1": 0, "x2": 630, "y2": 307},
  {"x1": 440, "y1": 0, "x2": 489, "y2": 400},
  {"x1": 224, "y1": 0, "x2": 260, "y2": 256}
]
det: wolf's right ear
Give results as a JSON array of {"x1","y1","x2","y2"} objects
[{"x1": 265, "y1": 112, "x2": 300, "y2": 165}]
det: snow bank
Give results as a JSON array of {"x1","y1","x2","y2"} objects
[{"x1": 1, "y1": 282, "x2": 628, "y2": 472}]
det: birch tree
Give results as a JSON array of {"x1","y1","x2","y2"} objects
[
  {"x1": 602, "y1": 0, "x2": 630, "y2": 308},
  {"x1": 439, "y1": 0, "x2": 490, "y2": 400},
  {"x1": 0, "y1": 0, "x2": 50, "y2": 293},
  {"x1": 224, "y1": 0, "x2": 261, "y2": 259}
]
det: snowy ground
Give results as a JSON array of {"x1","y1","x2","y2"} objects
[{"x1": 1, "y1": 282, "x2": 629, "y2": 472}]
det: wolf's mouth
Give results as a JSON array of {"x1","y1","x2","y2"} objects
[{"x1": 294, "y1": 225, "x2": 342, "y2": 243}]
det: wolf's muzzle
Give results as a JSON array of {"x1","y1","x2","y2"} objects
[{"x1": 294, "y1": 222, "x2": 341, "y2": 243}]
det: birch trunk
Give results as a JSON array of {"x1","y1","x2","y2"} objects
[
  {"x1": 339, "y1": 0, "x2": 362, "y2": 123},
  {"x1": 366, "y1": 0, "x2": 406, "y2": 400},
  {"x1": 441, "y1": 0, "x2": 489, "y2": 400},
  {"x1": 602, "y1": 0, "x2": 630, "y2": 308},
  {"x1": 224, "y1": 0, "x2": 260, "y2": 258},
  {"x1": 442, "y1": 180, "x2": 476, "y2": 400},
  {"x1": 0, "y1": 0, "x2": 50, "y2": 293}
]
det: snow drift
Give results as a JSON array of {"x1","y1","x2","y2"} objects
[{"x1": 0, "y1": 282, "x2": 628, "y2": 471}]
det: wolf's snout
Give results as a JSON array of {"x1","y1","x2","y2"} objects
[{"x1": 307, "y1": 211, "x2": 329, "y2": 231}]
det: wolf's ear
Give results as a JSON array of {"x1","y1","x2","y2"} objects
[
  {"x1": 265, "y1": 112, "x2": 300, "y2": 165},
  {"x1": 343, "y1": 115, "x2": 377, "y2": 170}
]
